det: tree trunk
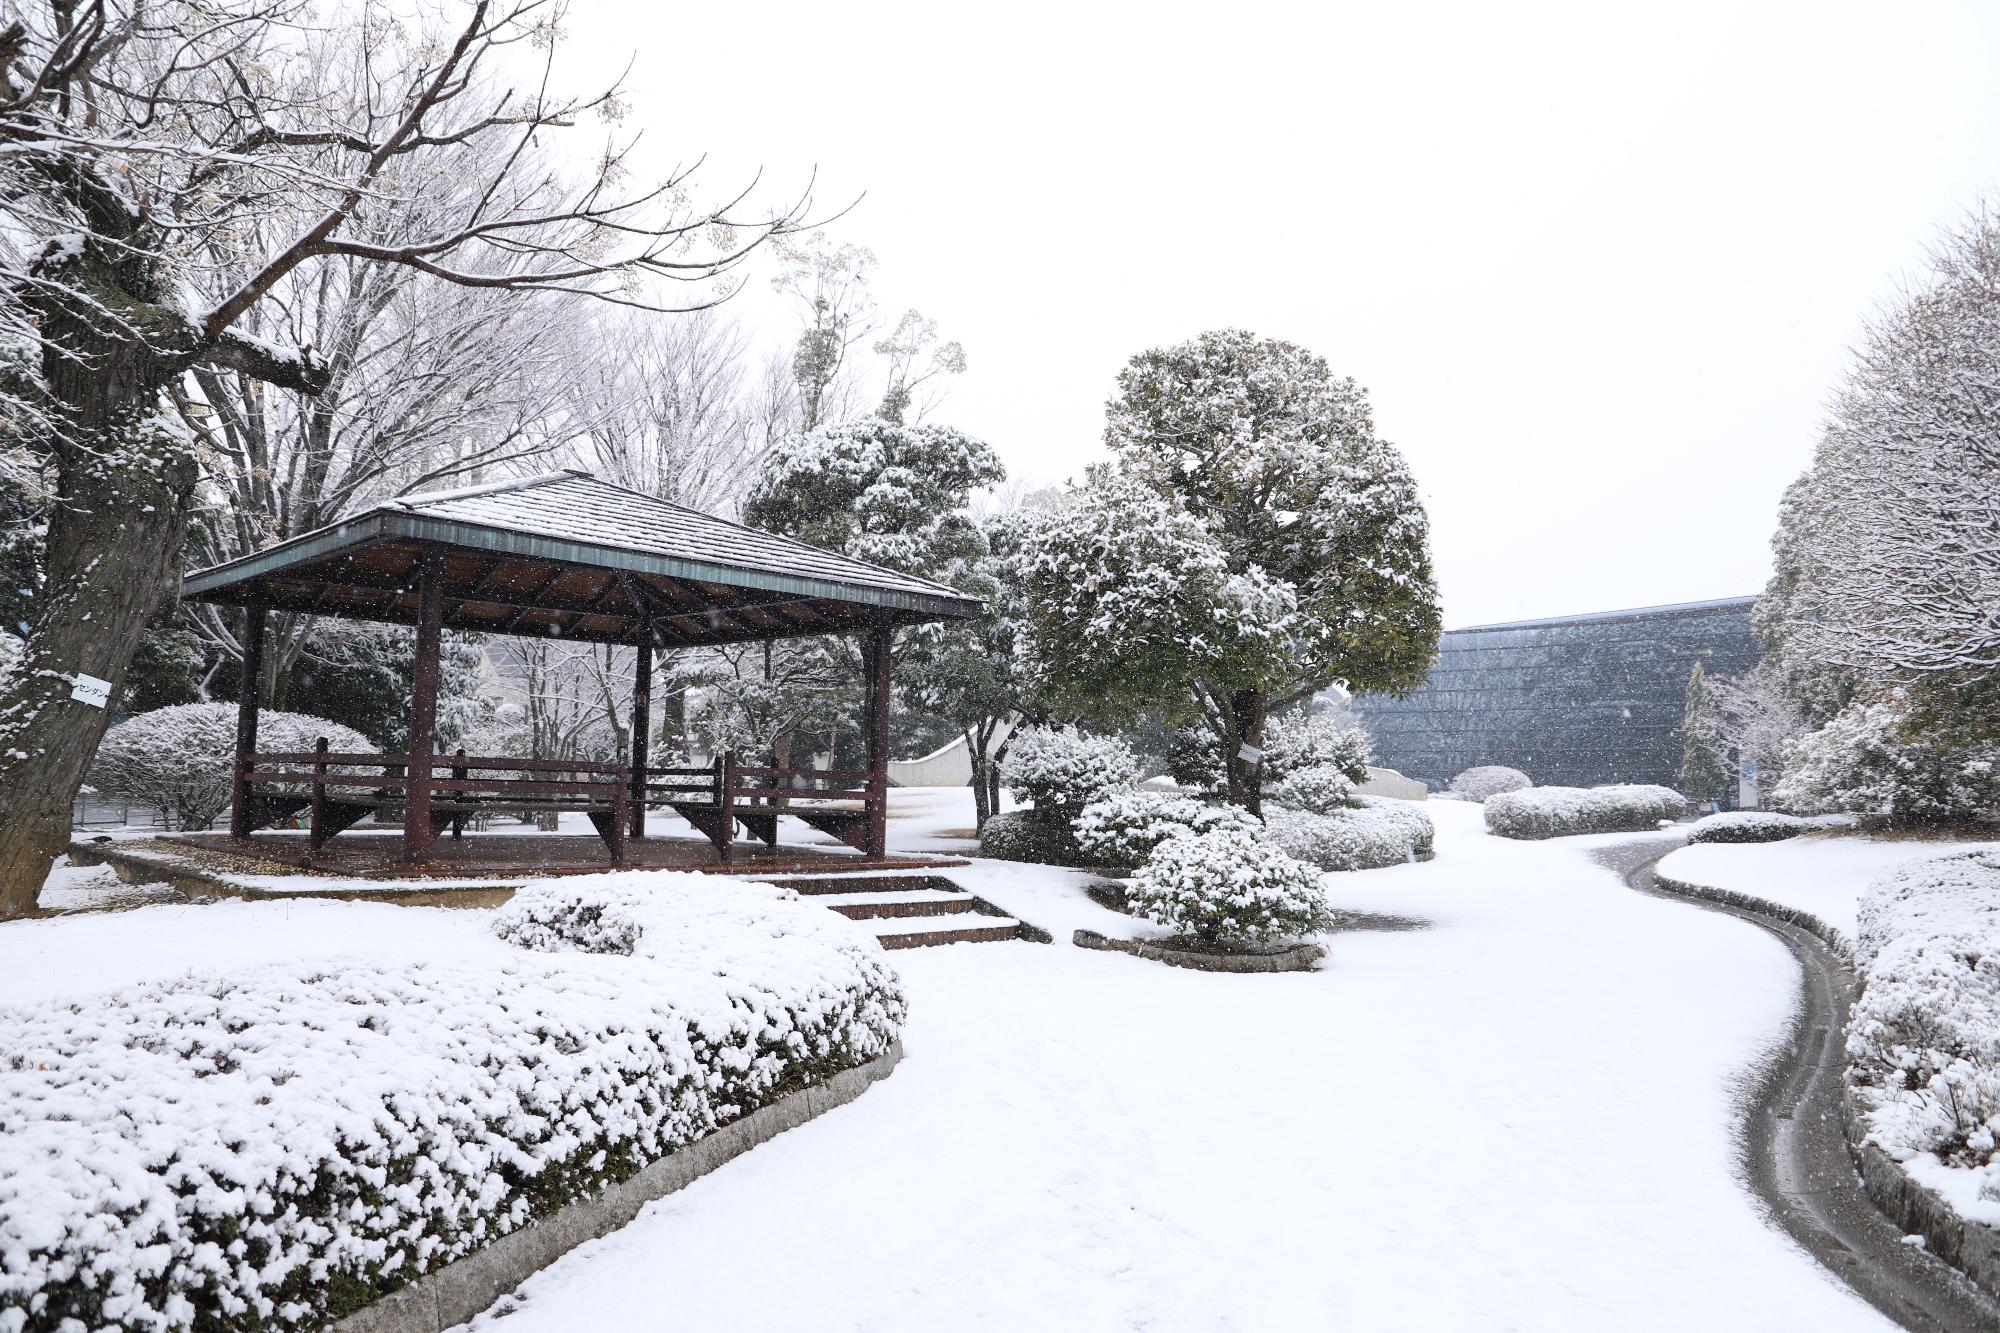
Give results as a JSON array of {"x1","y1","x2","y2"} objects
[
  {"x1": 0, "y1": 353, "x2": 197, "y2": 917},
  {"x1": 967, "y1": 728, "x2": 991, "y2": 830},
  {"x1": 1223, "y1": 688, "x2": 1270, "y2": 816}
]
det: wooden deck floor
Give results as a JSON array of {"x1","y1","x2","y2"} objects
[{"x1": 164, "y1": 831, "x2": 966, "y2": 879}]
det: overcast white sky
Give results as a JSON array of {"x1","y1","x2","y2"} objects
[{"x1": 565, "y1": 0, "x2": 2000, "y2": 629}]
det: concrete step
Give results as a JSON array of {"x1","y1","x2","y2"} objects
[
  {"x1": 868, "y1": 917, "x2": 1023, "y2": 949},
  {"x1": 819, "y1": 889, "x2": 980, "y2": 920}
]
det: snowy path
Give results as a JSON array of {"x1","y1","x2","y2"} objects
[{"x1": 458, "y1": 801, "x2": 1891, "y2": 1332}]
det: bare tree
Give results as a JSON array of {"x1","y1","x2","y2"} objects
[
  {"x1": 873, "y1": 308, "x2": 966, "y2": 424},
  {"x1": 573, "y1": 309, "x2": 766, "y2": 516},
  {"x1": 771, "y1": 233, "x2": 876, "y2": 430},
  {"x1": 0, "y1": 0, "x2": 808, "y2": 916}
]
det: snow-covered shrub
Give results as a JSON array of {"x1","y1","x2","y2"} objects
[
  {"x1": 1001, "y1": 725, "x2": 1139, "y2": 821},
  {"x1": 88, "y1": 703, "x2": 376, "y2": 830},
  {"x1": 0, "y1": 875, "x2": 903, "y2": 1333},
  {"x1": 1127, "y1": 827, "x2": 1329, "y2": 945},
  {"x1": 1482, "y1": 784, "x2": 1686, "y2": 840},
  {"x1": 1774, "y1": 695, "x2": 2000, "y2": 823},
  {"x1": 1448, "y1": 765, "x2": 1531, "y2": 802},
  {"x1": 1352, "y1": 793, "x2": 1436, "y2": 858},
  {"x1": 1685, "y1": 811, "x2": 1833, "y2": 844},
  {"x1": 1846, "y1": 852, "x2": 2000, "y2": 1180},
  {"x1": 1267, "y1": 764, "x2": 1356, "y2": 815},
  {"x1": 1262, "y1": 796, "x2": 1433, "y2": 871},
  {"x1": 1072, "y1": 790, "x2": 1261, "y2": 869},
  {"x1": 977, "y1": 808, "x2": 1086, "y2": 866},
  {"x1": 1265, "y1": 710, "x2": 1371, "y2": 785}
]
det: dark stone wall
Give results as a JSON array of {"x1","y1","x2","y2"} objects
[{"x1": 1351, "y1": 598, "x2": 1760, "y2": 793}]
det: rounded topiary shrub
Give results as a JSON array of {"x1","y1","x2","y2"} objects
[
  {"x1": 1128, "y1": 827, "x2": 1329, "y2": 945},
  {"x1": 1267, "y1": 764, "x2": 1356, "y2": 816},
  {"x1": 1262, "y1": 801, "x2": 1430, "y2": 872},
  {"x1": 1073, "y1": 790, "x2": 1262, "y2": 869},
  {"x1": 88, "y1": 703, "x2": 377, "y2": 830},
  {"x1": 1002, "y1": 725, "x2": 1139, "y2": 822},
  {"x1": 1448, "y1": 765, "x2": 1531, "y2": 802},
  {"x1": 1686, "y1": 811, "x2": 1820, "y2": 844},
  {"x1": 977, "y1": 809, "x2": 1087, "y2": 866}
]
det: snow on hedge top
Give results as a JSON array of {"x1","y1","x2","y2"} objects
[
  {"x1": 1483, "y1": 785, "x2": 1686, "y2": 840},
  {"x1": 1686, "y1": 811, "x2": 1848, "y2": 844},
  {"x1": 0, "y1": 875, "x2": 903, "y2": 1333},
  {"x1": 1854, "y1": 850, "x2": 2000, "y2": 970},
  {"x1": 1448, "y1": 766, "x2": 1531, "y2": 802}
]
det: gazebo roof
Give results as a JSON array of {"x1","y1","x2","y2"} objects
[{"x1": 180, "y1": 470, "x2": 982, "y2": 647}]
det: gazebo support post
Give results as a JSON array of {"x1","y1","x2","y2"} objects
[
  {"x1": 402, "y1": 550, "x2": 446, "y2": 864},
  {"x1": 228, "y1": 600, "x2": 267, "y2": 840},
  {"x1": 629, "y1": 640, "x2": 652, "y2": 839},
  {"x1": 864, "y1": 616, "x2": 892, "y2": 860}
]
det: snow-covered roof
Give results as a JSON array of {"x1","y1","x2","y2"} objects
[
  {"x1": 1449, "y1": 596, "x2": 1756, "y2": 635},
  {"x1": 181, "y1": 471, "x2": 981, "y2": 646}
]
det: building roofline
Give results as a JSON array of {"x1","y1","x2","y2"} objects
[{"x1": 1448, "y1": 595, "x2": 1757, "y2": 634}]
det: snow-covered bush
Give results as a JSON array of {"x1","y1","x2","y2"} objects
[
  {"x1": 977, "y1": 808, "x2": 1086, "y2": 866},
  {"x1": 1846, "y1": 852, "x2": 2000, "y2": 1182},
  {"x1": 1267, "y1": 764, "x2": 1356, "y2": 815},
  {"x1": 0, "y1": 875, "x2": 903, "y2": 1333},
  {"x1": 1482, "y1": 784, "x2": 1686, "y2": 840},
  {"x1": 1685, "y1": 811, "x2": 1833, "y2": 844},
  {"x1": 1072, "y1": 790, "x2": 1261, "y2": 869},
  {"x1": 88, "y1": 703, "x2": 376, "y2": 830},
  {"x1": 1001, "y1": 725, "x2": 1139, "y2": 821},
  {"x1": 1774, "y1": 695, "x2": 2000, "y2": 823},
  {"x1": 1263, "y1": 797, "x2": 1433, "y2": 871},
  {"x1": 1127, "y1": 827, "x2": 1329, "y2": 945},
  {"x1": 1448, "y1": 765, "x2": 1531, "y2": 802},
  {"x1": 1352, "y1": 794, "x2": 1436, "y2": 858}
]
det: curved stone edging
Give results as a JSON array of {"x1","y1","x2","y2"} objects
[
  {"x1": 333, "y1": 1041, "x2": 903, "y2": 1333},
  {"x1": 1071, "y1": 928, "x2": 1324, "y2": 973},
  {"x1": 1637, "y1": 862, "x2": 2000, "y2": 1329}
]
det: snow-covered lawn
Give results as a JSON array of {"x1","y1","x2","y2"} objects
[
  {"x1": 452, "y1": 798, "x2": 1886, "y2": 1331},
  {"x1": 6, "y1": 792, "x2": 1914, "y2": 1328},
  {"x1": 1655, "y1": 830, "x2": 2000, "y2": 943}
]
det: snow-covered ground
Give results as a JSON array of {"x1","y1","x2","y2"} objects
[
  {"x1": 1655, "y1": 830, "x2": 1999, "y2": 942},
  {"x1": 6, "y1": 792, "x2": 1908, "y2": 1328}
]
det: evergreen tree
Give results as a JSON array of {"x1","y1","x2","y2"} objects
[{"x1": 1680, "y1": 662, "x2": 1732, "y2": 805}]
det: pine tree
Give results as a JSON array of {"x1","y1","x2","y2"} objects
[{"x1": 1680, "y1": 662, "x2": 1732, "y2": 806}]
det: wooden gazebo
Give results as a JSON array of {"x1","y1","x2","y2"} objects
[{"x1": 178, "y1": 470, "x2": 982, "y2": 869}]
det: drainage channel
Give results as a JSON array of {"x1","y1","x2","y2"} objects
[{"x1": 1595, "y1": 838, "x2": 2000, "y2": 1333}]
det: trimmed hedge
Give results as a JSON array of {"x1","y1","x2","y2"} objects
[
  {"x1": 1263, "y1": 798, "x2": 1433, "y2": 872},
  {"x1": 1447, "y1": 765, "x2": 1531, "y2": 802},
  {"x1": 1483, "y1": 785, "x2": 1686, "y2": 840},
  {"x1": 1127, "y1": 827, "x2": 1329, "y2": 945},
  {"x1": 1685, "y1": 811, "x2": 1835, "y2": 844},
  {"x1": 1072, "y1": 791, "x2": 1261, "y2": 870},
  {"x1": 0, "y1": 876, "x2": 903, "y2": 1333},
  {"x1": 977, "y1": 809, "x2": 1089, "y2": 866}
]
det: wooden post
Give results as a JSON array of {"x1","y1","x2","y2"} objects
[
  {"x1": 229, "y1": 600, "x2": 266, "y2": 840},
  {"x1": 864, "y1": 617, "x2": 892, "y2": 860},
  {"x1": 629, "y1": 639, "x2": 652, "y2": 839},
  {"x1": 307, "y1": 736, "x2": 328, "y2": 851},
  {"x1": 717, "y1": 750, "x2": 737, "y2": 866},
  {"x1": 402, "y1": 550, "x2": 446, "y2": 864},
  {"x1": 450, "y1": 749, "x2": 467, "y2": 838},
  {"x1": 607, "y1": 769, "x2": 628, "y2": 865}
]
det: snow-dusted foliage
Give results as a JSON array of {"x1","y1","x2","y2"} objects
[
  {"x1": 1072, "y1": 791, "x2": 1261, "y2": 870},
  {"x1": 1263, "y1": 804, "x2": 1414, "y2": 872},
  {"x1": 976, "y1": 809, "x2": 1085, "y2": 866},
  {"x1": 1127, "y1": 828, "x2": 1330, "y2": 945},
  {"x1": 1847, "y1": 852, "x2": 2000, "y2": 1189},
  {"x1": 1483, "y1": 785, "x2": 1686, "y2": 840},
  {"x1": 88, "y1": 704, "x2": 376, "y2": 830},
  {"x1": 0, "y1": 875, "x2": 902, "y2": 1333},
  {"x1": 1352, "y1": 794, "x2": 1436, "y2": 858},
  {"x1": 1773, "y1": 694, "x2": 2000, "y2": 823},
  {"x1": 1167, "y1": 710, "x2": 1372, "y2": 800},
  {"x1": 1447, "y1": 766, "x2": 1531, "y2": 803},
  {"x1": 1001, "y1": 725, "x2": 1140, "y2": 821},
  {"x1": 1685, "y1": 811, "x2": 1837, "y2": 844},
  {"x1": 1266, "y1": 765, "x2": 1357, "y2": 815},
  {"x1": 1774, "y1": 210, "x2": 2000, "y2": 705}
]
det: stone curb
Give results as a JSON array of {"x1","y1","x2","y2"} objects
[
  {"x1": 1653, "y1": 872, "x2": 2000, "y2": 1310},
  {"x1": 331, "y1": 1042, "x2": 903, "y2": 1333},
  {"x1": 1071, "y1": 928, "x2": 1324, "y2": 973}
]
